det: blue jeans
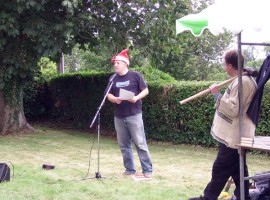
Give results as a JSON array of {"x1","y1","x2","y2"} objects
[{"x1": 114, "y1": 113, "x2": 152, "y2": 174}]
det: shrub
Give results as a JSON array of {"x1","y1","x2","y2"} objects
[
  {"x1": 23, "y1": 78, "x2": 52, "y2": 119},
  {"x1": 23, "y1": 71, "x2": 270, "y2": 147},
  {"x1": 48, "y1": 72, "x2": 114, "y2": 128}
]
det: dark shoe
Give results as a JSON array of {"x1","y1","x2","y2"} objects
[{"x1": 188, "y1": 196, "x2": 209, "y2": 200}]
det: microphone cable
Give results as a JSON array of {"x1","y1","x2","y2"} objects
[{"x1": 79, "y1": 129, "x2": 97, "y2": 181}]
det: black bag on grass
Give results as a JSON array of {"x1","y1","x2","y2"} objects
[
  {"x1": 250, "y1": 171, "x2": 270, "y2": 200},
  {"x1": 0, "y1": 163, "x2": 10, "y2": 183}
]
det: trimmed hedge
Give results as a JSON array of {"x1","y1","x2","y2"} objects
[
  {"x1": 23, "y1": 72, "x2": 270, "y2": 147},
  {"x1": 144, "y1": 81, "x2": 270, "y2": 146},
  {"x1": 48, "y1": 72, "x2": 114, "y2": 128},
  {"x1": 144, "y1": 81, "x2": 218, "y2": 146},
  {"x1": 23, "y1": 78, "x2": 52, "y2": 119}
]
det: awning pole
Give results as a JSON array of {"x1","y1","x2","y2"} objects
[{"x1": 237, "y1": 32, "x2": 245, "y2": 200}]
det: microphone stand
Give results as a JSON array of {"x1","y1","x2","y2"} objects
[{"x1": 88, "y1": 74, "x2": 116, "y2": 179}]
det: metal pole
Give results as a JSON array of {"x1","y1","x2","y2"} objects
[
  {"x1": 58, "y1": 53, "x2": 65, "y2": 74},
  {"x1": 240, "y1": 42, "x2": 270, "y2": 46},
  {"x1": 237, "y1": 33, "x2": 245, "y2": 200},
  {"x1": 61, "y1": 53, "x2": 65, "y2": 73},
  {"x1": 89, "y1": 75, "x2": 116, "y2": 179},
  {"x1": 96, "y1": 113, "x2": 101, "y2": 178}
]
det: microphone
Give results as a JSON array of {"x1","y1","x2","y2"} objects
[
  {"x1": 104, "y1": 73, "x2": 117, "y2": 94},
  {"x1": 109, "y1": 73, "x2": 117, "y2": 82}
]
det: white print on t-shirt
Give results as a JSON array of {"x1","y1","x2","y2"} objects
[{"x1": 116, "y1": 81, "x2": 130, "y2": 88}]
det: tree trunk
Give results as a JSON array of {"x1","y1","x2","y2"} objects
[{"x1": 0, "y1": 83, "x2": 34, "y2": 135}]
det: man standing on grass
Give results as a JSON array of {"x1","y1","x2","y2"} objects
[
  {"x1": 189, "y1": 49, "x2": 257, "y2": 200},
  {"x1": 107, "y1": 49, "x2": 153, "y2": 178}
]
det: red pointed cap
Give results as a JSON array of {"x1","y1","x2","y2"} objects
[{"x1": 111, "y1": 49, "x2": 130, "y2": 65}]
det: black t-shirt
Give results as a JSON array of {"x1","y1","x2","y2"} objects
[{"x1": 108, "y1": 70, "x2": 147, "y2": 118}]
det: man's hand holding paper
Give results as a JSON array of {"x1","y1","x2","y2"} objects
[{"x1": 119, "y1": 88, "x2": 135, "y2": 101}]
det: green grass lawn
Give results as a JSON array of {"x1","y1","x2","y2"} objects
[{"x1": 0, "y1": 125, "x2": 269, "y2": 200}]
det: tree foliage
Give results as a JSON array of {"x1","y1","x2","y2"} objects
[
  {"x1": 38, "y1": 57, "x2": 58, "y2": 80},
  {"x1": 243, "y1": 46, "x2": 265, "y2": 70},
  {"x1": 1, "y1": 0, "x2": 89, "y2": 134},
  {"x1": 0, "y1": 0, "x2": 235, "y2": 89},
  {"x1": 1, "y1": 0, "x2": 81, "y2": 89},
  {"x1": 0, "y1": 0, "x2": 142, "y2": 86},
  {"x1": 64, "y1": 44, "x2": 109, "y2": 72},
  {"x1": 63, "y1": 0, "x2": 234, "y2": 81},
  {"x1": 135, "y1": 0, "x2": 233, "y2": 81}
]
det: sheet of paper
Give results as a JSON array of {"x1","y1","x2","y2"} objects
[{"x1": 119, "y1": 88, "x2": 134, "y2": 100}]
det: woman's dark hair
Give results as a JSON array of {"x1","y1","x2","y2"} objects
[{"x1": 224, "y1": 49, "x2": 244, "y2": 70}]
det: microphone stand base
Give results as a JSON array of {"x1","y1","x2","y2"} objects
[{"x1": 95, "y1": 172, "x2": 102, "y2": 178}]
